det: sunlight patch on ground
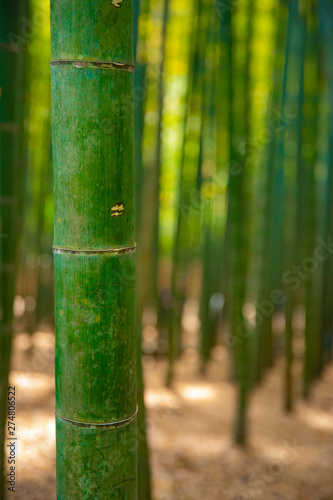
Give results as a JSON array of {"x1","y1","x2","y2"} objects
[
  {"x1": 31, "y1": 331, "x2": 55, "y2": 349},
  {"x1": 178, "y1": 384, "x2": 217, "y2": 401},
  {"x1": 256, "y1": 441, "x2": 301, "y2": 465},
  {"x1": 10, "y1": 371, "x2": 54, "y2": 393},
  {"x1": 300, "y1": 407, "x2": 333, "y2": 432},
  {"x1": 145, "y1": 388, "x2": 181, "y2": 409},
  {"x1": 13, "y1": 332, "x2": 32, "y2": 351}
]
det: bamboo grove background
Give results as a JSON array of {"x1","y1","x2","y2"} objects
[{"x1": 1, "y1": 0, "x2": 333, "y2": 497}]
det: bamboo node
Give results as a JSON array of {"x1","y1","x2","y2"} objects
[
  {"x1": 52, "y1": 244, "x2": 136, "y2": 255},
  {"x1": 55, "y1": 406, "x2": 138, "y2": 428},
  {"x1": 50, "y1": 60, "x2": 135, "y2": 72}
]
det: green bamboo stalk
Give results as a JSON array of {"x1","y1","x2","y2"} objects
[
  {"x1": 134, "y1": 2, "x2": 152, "y2": 498},
  {"x1": 166, "y1": 0, "x2": 207, "y2": 385},
  {"x1": 263, "y1": 2, "x2": 289, "y2": 373},
  {"x1": 254, "y1": 0, "x2": 289, "y2": 385},
  {"x1": 14, "y1": 4, "x2": 52, "y2": 332},
  {"x1": 313, "y1": 92, "x2": 327, "y2": 373},
  {"x1": 200, "y1": 223, "x2": 214, "y2": 371},
  {"x1": 0, "y1": 1, "x2": 28, "y2": 494},
  {"x1": 265, "y1": 0, "x2": 294, "y2": 408},
  {"x1": 24, "y1": 0, "x2": 52, "y2": 328},
  {"x1": 134, "y1": 0, "x2": 149, "y2": 228},
  {"x1": 136, "y1": 331, "x2": 151, "y2": 500},
  {"x1": 227, "y1": 0, "x2": 254, "y2": 445},
  {"x1": 33, "y1": 124, "x2": 52, "y2": 327},
  {"x1": 200, "y1": 221, "x2": 224, "y2": 372},
  {"x1": 322, "y1": 120, "x2": 333, "y2": 366},
  {"x1": 218, "y1": 2, "x2": 233, "y2": 338},
  {"x1": 50, "y1": 2, "x2": 137, "y2": 498},
  {"x1": 199, "y1": 5, "x2": 220, "y2": 373},
  {"x1": 302, "y1": 4, "x2": 319, "y2": 398},
  {"x1": 315, "y1": 82, "x2": 333, "y2": 372},
  {"x1": 151, "y1": 0, "x2": 170, "y2": 310},
  {"x1": 283, "y1": 0, "x2": 306, "y2": 412},
  {"x1": 322, "y1": 118, "x2": 333, "y2": 366},
  {"x1": 319, "y1": 0, "x2": 333, "y2": 367}
]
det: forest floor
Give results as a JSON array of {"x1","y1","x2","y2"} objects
[{"x1": 6, "y1": 328, "x2": 333, "y2": 500}]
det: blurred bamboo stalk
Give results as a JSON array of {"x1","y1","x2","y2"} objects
[
  {"x1": 134, "y1": 0, "x2": 152, "y2": 497},
  {"x1": 0, "y1": 1, "x2": 28, "y2": 494}
]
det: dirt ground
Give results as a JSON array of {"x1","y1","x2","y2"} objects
[{"x1": 6, "y1": 329, "x2": 333, "y2": 500}]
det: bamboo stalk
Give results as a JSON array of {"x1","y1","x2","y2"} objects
[
  {"x1": 134, "y1": 2, "x2": 152, "y2": 497},
  {"x1": 0, "y1": 1, "x2": 28, "y2": 494},
  {"x1": 218, "y1": 2, "x2": 233, "y2": 339},
  {"x1": 228, "y1": 0, "x2": 254, "y2": 446},
  {"x1": 252, "y1": 0, "x2": 287, "y2": 385},
  {"x1": 150, "y1": 0, "x2": 170, "y2": 312},
  {"x1": 167, "y1": 0, "x2": 207, "y2": 385},
  {"x1": 197, "y1": 0, "x2": 220, "y2": 371},
  {"x1": 319, "y1": 0, "x2": 333, "y2": 368},
  {"x1": 283, "y1": 0, "x2": 306, "y2": 411},
  {"x1": 50, "y1": 2, "x2": 137, "y2": 497},
  {"x1": 302, "y1": 3, "x2": 319, "y2": 397}
]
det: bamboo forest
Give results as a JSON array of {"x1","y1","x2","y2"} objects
[{"x1": 1, "y1": 0, "x2": 333, "y2": 498}]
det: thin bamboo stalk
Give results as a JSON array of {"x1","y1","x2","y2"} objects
[
  {"x1": 134, "y1": 2, "x2": 152, "y2": 496},
  {"x1": 283, "y1": 0, "x2": 306, "y2": 411},
  {"x1": 150, "y1": 0, "x2": 170, "y2": 311},
  {"x1": 199, "y1": 6, "x2": 220, "y2": 373},
  {"x1": 302, "y1": 4, "x2": 319, "y2": 397},
  {"x1": 227, "y1": 0, "x2": 254, "y2": 445},
  {"x1": 167, "y1": 0, "x2": 207, "y2": 385},
  {"x1": 0, "y1": 1, "x2": 28, "y2": 494},
  {"x1": 319, "y1": 0, "x2": 333, "y2": 368}
]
